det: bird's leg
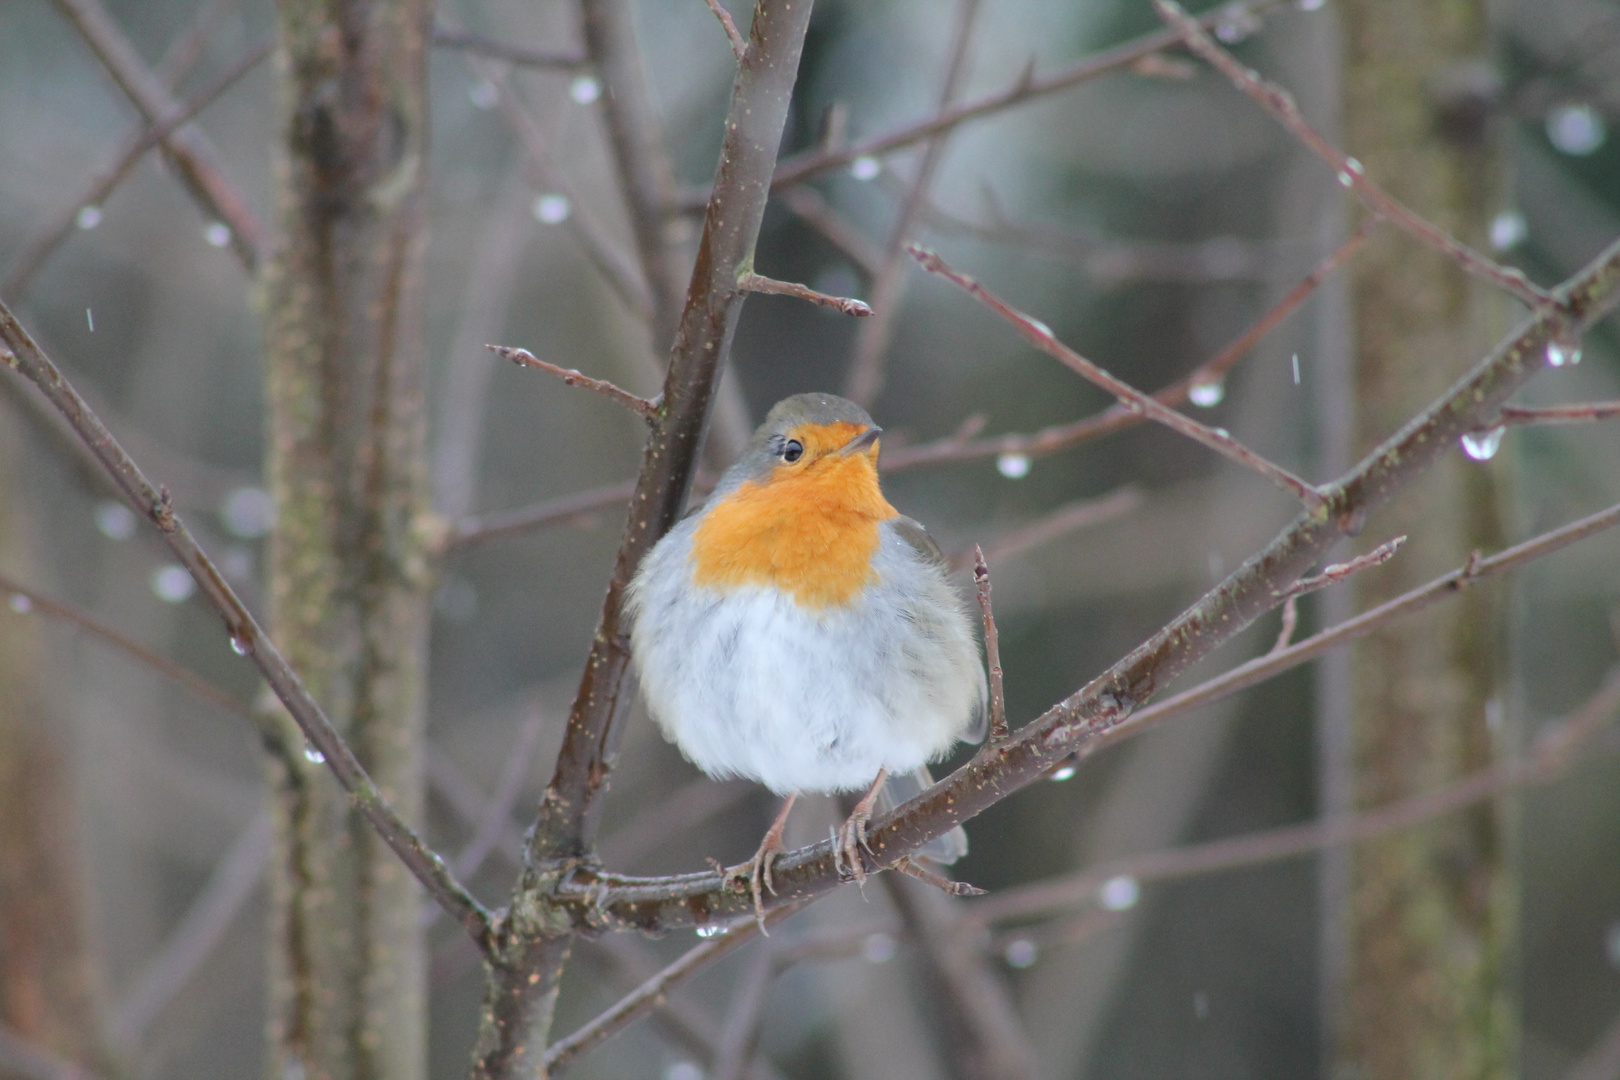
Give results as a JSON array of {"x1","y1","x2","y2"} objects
[
  {"x1": 727, "y1": 792, "x2": 797, "y2": 930},
  {"x1": 835, "y1": 767, "x2": 889, "y2": 888}
]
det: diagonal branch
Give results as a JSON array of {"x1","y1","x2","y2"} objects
[
  {"x1": 0, "y1": 302, "x2": 493, "y2": 951},
  {"x1": 489, "y1": 345, "x2": 660, "y2": 421},
  {"x1": 49, "y1": 0, "x2": 268, "y2": 271},
  {"x1": 1154, "y1": 0, "x2": 1553, "y2": 309},
  {"x1": 975, "y1": 667, "x2": 1620, "y2": 926},
  {"x1": 1, "y1": 37, "x2": 272, "y2": 298},
  {"x1": 911, "y1": 246, "x2": 1326, "y2": 507},
  {"x1": 882, "y1": 220, "x2": 1375, "y2": 473}
]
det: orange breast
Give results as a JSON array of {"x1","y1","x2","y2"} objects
[{"x1": 690, "y1": 452, "x2": 899, "y2": 609}]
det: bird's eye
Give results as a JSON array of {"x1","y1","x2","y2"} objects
[{"x1": 782, "y1": 439, "x2": 804, "y2": 463}]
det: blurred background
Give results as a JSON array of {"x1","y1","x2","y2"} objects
[{"x1": 1, "y1": 0, "x2": 1619, "y2": 1078}]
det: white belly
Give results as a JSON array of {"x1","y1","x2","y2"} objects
[{"x1": 626, "y1": 521, "x2": 984, "y2": 794}]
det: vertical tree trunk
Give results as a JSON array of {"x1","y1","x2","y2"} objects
[
  {"x1": 1339, "y1": 2, "x2": 1516, "y2": 1077},
  {"x1": 260, "y1": 4, "x2": 432, "y2": 1079}
]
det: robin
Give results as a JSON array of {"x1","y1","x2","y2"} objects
[{"x1": 626, "y1": 393, "x2": 987, "y2": 922}]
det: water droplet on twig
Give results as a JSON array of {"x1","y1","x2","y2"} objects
[{"x1": 1460, "y1": 426, "x2": 1505, "y2": 461}]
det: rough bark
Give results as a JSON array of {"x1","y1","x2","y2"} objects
[
  {"x1": 1339, "y1": 1, "x2": 1516, "y2": 1076},
  {"x1": 260, "y1": 3, "x2": 434, "y2": 1079}
]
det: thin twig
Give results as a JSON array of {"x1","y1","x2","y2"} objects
[
  {"x1": 946, "y1": 487, "x2": 1144, "y2": 572},
  {"x1": 1154, "y1": 0, "x2": 1554, "y2": 309},
  {"x1": 975, "y1": 667, "x2": 1620, "y2": 926},
  {"x1": 447, "y1": 480, "x2": 640, "y2": 552},
  {"x1": 452, "y1": 705, "x2": 553, "y2": 879},
  {"x1": 1499, "y1": 401, "x2": 1620, "y2": 425},
  {"x1": 542, "y1": 906, "x2": 802, "y2": 1074},
  {"x1": 110, "y1": 813, "x2": 272, "y2": 1043},
  {"x1": 49, "y1": 0, "x2": 267, "y2": 271},
  {"x1": 893, "y1": 857, "x2": 986, "y2": 897},
  {"x1": 711, "y1": 946, "x2": 774, "y2": 1080},
  {"x1": 910, "y1": 245, "x2": 1326, "y2": 508},
  {"x1": 702, "y1": 0, "x2": 748, "y2": 62},
  {"x1": 1271, "y1": 593, "x2": 1299, "y2": 654},
  {"x1": 489, "y1": 345, "x2": 660, "y2": 421},
  {"x1": 973, "y1": 546, "x2": 1008, "y2": 742},
  {"x1": 0, "y1": 302, "x2": 493, "y2": 952},
  {"x1": 1083, "y1": 502, "x2": 1620, "y2": 759},
  {"x1": 776, "y1": 186, "x2": 886, "y2": 276},
  {"x1": 1, "y1": 37, "x2": 273, "y2": 298},
  {"x1": 750, "y1": 0, "x2": 1295, "y2": 200},
  {"x1": 843, "y1": 0, "x2": 981, "y2": 406},
  {"x1": 0, "y1": 571, "x2": 261, "y2": 731},
  {"x1": 738, "y1": 272, "x2": 873, "y2": 316},
  {"x1": 431, "y1": 25, "x2": 587, "y2": 68},
  {"x1": 1274, "y1": 536, "x2": 1406, "y2": 602},
  {"x1": 882, "y1": 221, "x2": 1374, "y2": 474}
]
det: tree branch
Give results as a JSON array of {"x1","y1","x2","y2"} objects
[
  {"x1": 0, "y1": 302, "x2": 493, "y2": 951},
  {"x1": 1154, "y1": 0, "x2": 1553, "y2": 308},
  {"x1": 881, "y1": 220, "x2": 1373, "y2": 473},
  {"x1": 49, "y1": 0, "x2": 267, "y2": 271},
  {"x1": 738, "y1": 272, "x2": 873, "y2": 316},
  {"x1": 910, "y1": 246, "x2": 1326, "y2": 507},
  {"x1": 489, "y1": 345, "x2": 660, "y2": 421}
]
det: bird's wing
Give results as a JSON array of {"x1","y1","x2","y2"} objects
[{"x1": 890, "y1": 516, "x2": 989, "y2": 745}]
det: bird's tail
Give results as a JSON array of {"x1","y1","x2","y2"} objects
[{"x1": 874, "y1": 766, "x2": 968, "y2": 864}]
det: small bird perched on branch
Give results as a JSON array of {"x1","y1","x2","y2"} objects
[{"x1": 627, "y1": 393, "x2": 987, "y2": 923}]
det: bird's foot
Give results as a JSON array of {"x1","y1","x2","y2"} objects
[
  {"x1": 725, "y1": 793, "x2": 797, "y2": 932},
  {"x1": 834, "y1": 768, "x2": 889, "y2": 890}
]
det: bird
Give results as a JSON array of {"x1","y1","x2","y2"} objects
[{"x1": 625, "y1": 392, "x2": 987, "y2": 923}]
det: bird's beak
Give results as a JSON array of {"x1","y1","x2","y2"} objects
[{"x1": 838, "y1": 424, "x2": 882, "y2": 456}]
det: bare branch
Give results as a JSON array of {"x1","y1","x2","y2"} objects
[
  {"x1": 0, "y1": 571, "x2": 260, "y2": 732},
  {"x1": 946, "y1": 487, "x2": 1144, "y2": 571},
  {"x1": 1274, "y1": 535, "x2": 1406, "y2": 603},
  {"x1": 702, "y1": 0, "x2": 749, "y2": 62},
  {"x1": 757, "y1": 0, "x2": 1294, "y2": 199},
  {"x1": 1499, "y1": 400, "x2": 1620, "y2": 425},
  {"x1": 1084, "y1": 502, "x2": 1620, "y2": 760},
  {"x1": 975, "y1": 668, "x2": 1620, "y2": 926},
  {"x1": 489, "y1": 345, "x2": 660, "y2": 421},
  {"x1": 1, "y1": 37, "x2": 272, "y2": 298},
  {"x1": 910, "y1": 246, "x2": 1326, "y2": 507},
  {"x1": 844, "y1": 0, "x2": 981, "y2": 405},
  {"x1": 110, "y1": 814, "x2": 271, "y2": 1043},
  {"x1": 542, "y1": 908, "x2": 801, "y2": 1074},
  {"x1": 738, "y1": 272, "x2": 873, "y2": 316},
  {"x1": 1153, "y1": 0, "x2": 1554, "y2": 309},
  {"x1": 777, "y1": 186, "x2": 886, "y2": 276},
  {"x1": 882, "y1": 221, "x2": 1373, "y2": 474},
  {"x1": 431, "y1": 25, "x2": 587, "y2": 68},
  {"x1": 973, "y1": 546, "x2": 1008, "y2": 742},
  {"x1": 1270, "y1": 593, "x2": 1299, "y2": 654},
  {"x1": 447, "y1": 480, "x2": 640, "y2": 552},
  {"x1": 49, "y1": 0, "x2": 268, "y2": 271},
  {"x1": 0, "y1": 302, "x2": 493, "y2": 951}
]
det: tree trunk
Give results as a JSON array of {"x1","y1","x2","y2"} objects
[
  {"x1": 1339, "y1": 1, "x2": 1516, "y2": 1076},
  {"x1": 260, "y1": 3, "x2": 433, "y2": 1079}
]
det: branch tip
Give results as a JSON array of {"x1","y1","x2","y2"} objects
[
  {"x1": 487, "y1": 344, "x2": 659, "y2": 421},
  {"x1": 702, "y1": 0, "x2": 748, "y2": 62},
  {"x1": 738, "y1": 272, "x2": 873, "y2": 316}
]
